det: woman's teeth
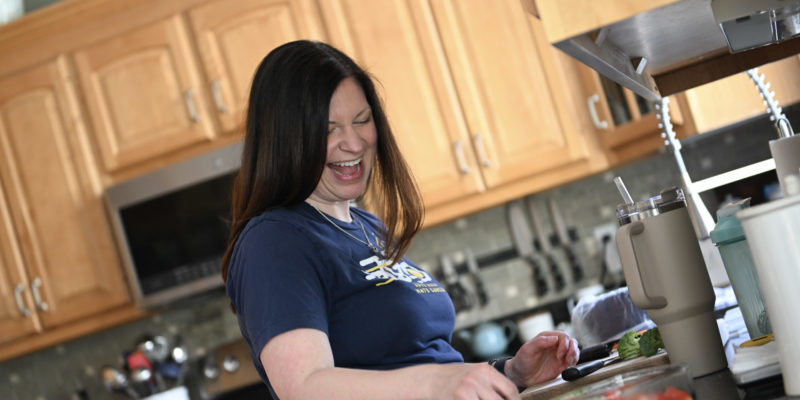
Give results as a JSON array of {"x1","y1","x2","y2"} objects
[{"x1": 332, "y1": 158, "x2": 361, "y2": 167}]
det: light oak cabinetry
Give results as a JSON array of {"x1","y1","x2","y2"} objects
[
  {"x1": 577, "y1": 55, "x2": 800, "y2": 166},
  {"x1": 682, "y1": 56, "x2": 800, "y2": 134},
  {"x1": 73, "y1": 15, "x2": 219, "y2": 173},
  {"x1": 188, "y1": 0, "x2": 326, "y2": 133},
  {"x1": 319, "y1": 0, "x2": 602, "y2": 223},
  {"x1": 0, "y1": 58, "x2": 130, "y2": 345}
]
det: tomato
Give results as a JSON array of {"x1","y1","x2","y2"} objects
[{"x1": 663, "y1": 387, "x2": 693, "y2": 400}]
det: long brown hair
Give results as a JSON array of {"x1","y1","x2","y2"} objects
[{"x1": 221, "y1": 40, "x2": 423, "y2": 282}]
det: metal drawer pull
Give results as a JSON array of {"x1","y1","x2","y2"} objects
[
  {"x1": 454, "y1": 140, "x2": 470, "y2": 174},
  {"x1": 473, "y1": 134, "x2": 491, "y2": 168},
  {"x1": 14, "y1": 284, "x2": 31, "y2": 317},
  {"x1": 588, "y1": 93, "x2": 609, "y2": 130},
  {"x1": 185, "y1": 89, "x2": 200, "y2": 122},
  {"x1": 211, "y1": 80, "x2": 228, "y2": 114},
  {"x1": 31, "y1": 277, "x2": 49, "y2": 312}
]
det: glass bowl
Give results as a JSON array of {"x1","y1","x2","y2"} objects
[{"x1": 553, "y1": 363, "x2": 694, "y2": 400}]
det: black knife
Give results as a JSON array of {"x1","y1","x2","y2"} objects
[
  {"x1": 547, "y1": 198, "x2": 585, "y2": 282},
  {"x1": 561, "y1": 353, "x2": 623, "y2": 381},
  {"x1": 526, "y1": 196, "x2": 566, "y2": 291}
]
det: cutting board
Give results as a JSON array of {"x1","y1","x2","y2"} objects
[{"x1": 521, "y1": 352, "x2": 670, "y2": 399}]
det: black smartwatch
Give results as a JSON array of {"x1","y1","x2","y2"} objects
[{"x1": 489, "y1": 356, "x2": 512, "y2": 375}]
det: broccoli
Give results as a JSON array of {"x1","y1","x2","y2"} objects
[
  {"x1": 639, "y1": 327, "x2": 664, "y2": 356},
  {"x1": 618, "y1": 330, "x2": 643, "y2": 360}
]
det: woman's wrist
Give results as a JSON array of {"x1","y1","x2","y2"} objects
[{"x1": 489, "y1": 357, "x2": 524, "y2": 390}]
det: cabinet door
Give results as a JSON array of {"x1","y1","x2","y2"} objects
[
  {"x1": 683, "y1": 56, "x2": 800, "y2": 133},
  {"x1": 74, "y1": 15, "x2": 217, "y2": 172},
  {"x1": 318, "y1": 0, "x2": 485, "y2": 208},
  {"x1": 0, "y1": 58, "x2": 129, "y2": 330},
  {"x1": 576, "y1": 63, "x2": 687, "y2": 164},
  {"x1": 0, "y1": 183, "x2": 39, "y2": 344},
  {"x1": 430, "y1": 0, "x2": 590, "y2": 187},
  {"x1": 189, "y1": 0, "x2": 326, "y2": 133}
]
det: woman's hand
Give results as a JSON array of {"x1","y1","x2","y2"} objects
[
  {"x1": 429, "y1": 362, "x2": 521, "y2": 400},
  {"x1": 504, "y1": 331, "x2": 580, "y2": 388}
]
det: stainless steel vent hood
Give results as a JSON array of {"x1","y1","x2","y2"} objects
[{"x1": 530, "y1": 0, "x2": 800, "y2": 101}]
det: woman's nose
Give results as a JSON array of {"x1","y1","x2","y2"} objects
[{"x1": 338, "y1": 125, "x2": 365, "y2": 152}]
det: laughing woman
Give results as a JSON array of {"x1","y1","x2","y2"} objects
[{"x1": 222, "y1": 40, "x2": 579, "y2": 400}]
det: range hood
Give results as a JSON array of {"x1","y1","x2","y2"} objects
[{"x1": 530, "y1": 0, "x2": 800, "y2": 101}]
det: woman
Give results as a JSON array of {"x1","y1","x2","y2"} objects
[{"x1": 222, "y1": 40, "x2": 579, "y2": 400}]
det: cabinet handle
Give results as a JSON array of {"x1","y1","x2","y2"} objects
[
  {"x1": 31, "y1": 277, "x2": 49, "y2": 312},
  {"x1": 453, "y1": 140, "x2": 470, "y2": 174},
  {"x1": 211, "y1": 80, "x2": 228, "y2": 114},
  {"x1": 587, "y1": 93, "x2": 609, "y2": 130},
  {"x1": 472, "y1": 134, "x2": 491, "y2": 168},
  {"x1": 185, "y1": 89, "x2": 200, "y2": 122},
  {"x1": 14, "y1": 284, "x2": 31, "y2": 317}
]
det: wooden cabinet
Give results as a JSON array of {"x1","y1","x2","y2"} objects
[
  {"x1": 318, "y1": 0, "x2": 599, "y2": 218},
  {"x1": 188, "y1": 0, "x2": 326, "y2": 133},
  {"x1": 682, "y1": 56, "x2": 800, "y2": 134},
  {"x1": 318, "y1": 0, "x2": 486, "y2": 208},
  {"x1": 0, "y1": 57, "x2": 130, "y2": 344},
  {"x1": 0, "y1": 184, "x2": 38, "y2": 343},
  {"x1": 73, "y1": 15, "x2": 218, "y2": 173},
  {"x1": 577, "y1": 55, "x2": 800, "y2": 166},
  {"x1": 576, "y1": 63, "x2": 689, "y2": 165}
]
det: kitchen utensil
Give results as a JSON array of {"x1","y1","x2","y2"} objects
[
  {"x1": 547, "y1": 197, "x2": 585, "y2": 283},
  {"x1": 101, "y1": 365, "x2": 141, "y2": 399},
  {"x1": 526, "y1": 197, "x2": 566, "y2": 291},
  {"x1": 506, "y1": 201, "x2": 549, "y2": 296},
  {"x1": 710, "y1": 198, "x2": 772, "y2": 338},
  {"x1": 456, "y1": 320, "x2": 517, "y2": 360},
  {"x1": 561, "y1": 352, "x2": 624, "y2": 381},
  {"x1": 576, "y1": 340, "x2": 616, "y2": 364},
  {"x1": 738, "y1": 175, "x2": 800, "y2": 396},
  {"x1": 615, "y1": 186, "x2": 727, "y2": 377},
  {"x1": 463, "y1": 247, "x2": 489, "y2": 306},
  {"x1": 440, "y1": 253, "x2": 472, "y2": 312}
]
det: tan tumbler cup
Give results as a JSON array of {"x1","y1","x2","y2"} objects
[{"x1": 616, "y1": 188, "x2": 727, "y2": 377}]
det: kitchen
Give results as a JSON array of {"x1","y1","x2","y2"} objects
[{"x1": 0, "y1": 0, "x2": 799, "y2": 399}]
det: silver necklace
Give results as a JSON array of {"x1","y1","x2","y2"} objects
[{"x1": 309, "y1": 203, "x2": 382, "y2": 255}]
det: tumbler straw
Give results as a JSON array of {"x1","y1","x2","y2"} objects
[{"x1": 613, "y1": 176, "x2": 634, "y2": 206}]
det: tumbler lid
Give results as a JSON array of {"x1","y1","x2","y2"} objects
[
  {"x1": 616, "y1": 187, "x2": 686, "y2": 225},
  {"x1": 710, "y1": 198, "x2": 750, "y2": 245}
]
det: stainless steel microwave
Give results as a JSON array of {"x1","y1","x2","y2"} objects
[{"x1": 105, "y1": 142, "x2": 242, "y2": 307}]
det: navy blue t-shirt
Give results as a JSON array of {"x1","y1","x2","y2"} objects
[{"x1": 226, "y1": 202, "x2": 463, "y2": 394}]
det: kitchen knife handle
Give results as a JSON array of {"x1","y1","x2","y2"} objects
[
  {"x1": 577, "y1": 343, "x2": 611, "y2": 364},
  {"x1": 561, "y1": 358, "x2": 605, "y2": 381},
  {"x1": 565, "y1": 247, "x2": 585, "y2": 282}
]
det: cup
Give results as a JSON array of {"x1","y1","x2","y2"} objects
[
  {"x1": 738, "y1": 179, "x2": 800, "y2": 395},
  {"x1": 709, "y1": 198, "x2": 772, "y2": 338},
  {"x1": 517, "y1": 312, "x2": 554, "y2": 342},
  {"x1": 769, "y1": 134, "x2": 800, "y2": 194},
  {"x1": 616, "y1": 187, "x2": 727, "y2": 377}
]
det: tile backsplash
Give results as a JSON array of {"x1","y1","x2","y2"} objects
[{"x1": 1, "y1": 104, "x2": 793, "y2": 399}]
